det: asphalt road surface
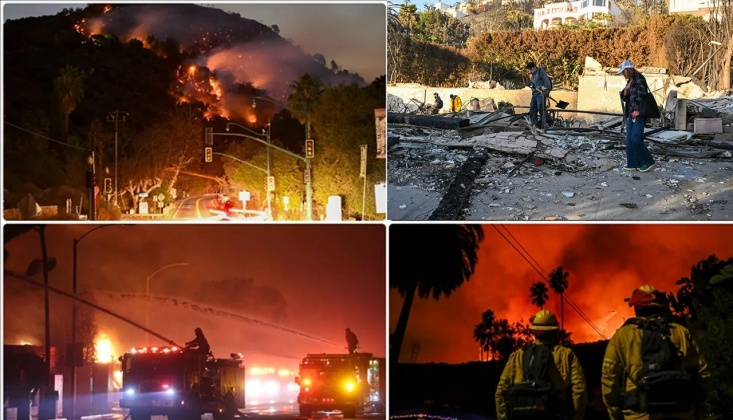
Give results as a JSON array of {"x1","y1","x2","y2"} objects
[{"x1": 173, "y1": 195, "x2": 218, "y2": 219}]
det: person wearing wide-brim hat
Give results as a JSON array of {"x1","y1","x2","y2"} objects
[{"x1": 495, "y1": 309, "x2": 587, "y2": 420}]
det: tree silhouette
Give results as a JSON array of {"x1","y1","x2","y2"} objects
[
  {"x1": 53, "y1": 65, "x2": 86, "y2": 135},
  {"x1": 530, "y1": 281, "x2": 549, "y2": 309},
  {"x1": 473, "y1": 309, "x2": 531, "y2": 362},
  {"x1": 287, "y1": 73, "x2": 324, "y2": 130},
  {"x1": 549, "y1": 266, "x2": 569, "y2": 329},
  {"x1": 390, "y1": 225, "x2": 484, "y2": 363}
]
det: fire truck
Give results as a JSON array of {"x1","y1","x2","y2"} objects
[
  {"x1": 118, "y1": 346, "x2": 245, "y2": 420},
  {"x1": 295, "y1": 353, "x2": 385, "y2": 418}
]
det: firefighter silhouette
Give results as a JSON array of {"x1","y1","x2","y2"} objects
[
  {"x1": 345, "y1": 328, "x2": 359, "y2": 354},
  {"x1": 185, "y1": 327, "x2": 211, "y2": 355}
]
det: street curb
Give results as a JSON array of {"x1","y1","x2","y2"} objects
[{"x1": 429, "y1": 149, "x2": 489, "y2": 220}]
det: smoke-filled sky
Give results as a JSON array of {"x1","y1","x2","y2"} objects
[
  {"x1": 390, "y1": 224, "x2": 733, "y2": 364},
  {"x1": 1, "y1": 2, "x2": 386, "y2": 81},
  {"x1": 4, "y1": 224, "x2": 386, "y2": 369}
]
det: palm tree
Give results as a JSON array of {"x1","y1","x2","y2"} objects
[
  {"x1": 530, "y1": 281, "x2": 549, "y2": 309},
  {"x1": 287, "y1": 73, "x2": 324, "y2": 131},
  {"x1": 473, "y1": 309, "x2": 496, "y2": 361},
  {"x1": 549, "y1": 266, "x2": 569, "y2": 329},
  {"x1": 390, "y1": 225, "x2": 484, "y2": 363},
  {"x1": 54, "y1": 65, "x2": 86, "y2": 135},
  {"x1": 398, "y1": 2, "x2": 418, "y2": 33}
]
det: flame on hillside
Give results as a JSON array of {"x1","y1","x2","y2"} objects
[{"x1": 71, "y1": 5, "x2": 365, "y2": 125}]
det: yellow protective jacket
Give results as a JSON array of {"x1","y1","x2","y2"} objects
[
  {"x1": 495, "y1": 339, "x2": 587, "y2": 420},
  {"x1": 601, "y1": 319, "x2": 710, "y2": 420}
]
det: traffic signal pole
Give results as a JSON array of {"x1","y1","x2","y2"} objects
[
  {"x1": 305, "y1": 105, "x2": 313, "y2": 221},
  {"x1": 214, "y1": 131, "x2": 312, "y2": 221}
]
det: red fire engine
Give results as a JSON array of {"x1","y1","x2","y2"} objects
[
  {"x1": 295, "y1": 353, "x2": 385, "y2": 418},
  {"x1": 118, "y1": 346, "x2": 245, "y2": 420}
]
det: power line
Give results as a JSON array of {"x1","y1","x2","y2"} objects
[
  {"x1": 499, "y1": 225, "x2": 600, "y2": 331},
  {"x1": 492, "y1": 225, "x2": 607, "y2": 340},
  {"x1": 497, "y1": 226, "x2": 606, "y2": 339},
  {"x1": 4, "y1": 121, "x2": 91, "y2": 151}
]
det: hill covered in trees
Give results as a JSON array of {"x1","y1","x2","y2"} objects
[{"x1": 3, "y1": 4, "x2": 383, "y2": 218}]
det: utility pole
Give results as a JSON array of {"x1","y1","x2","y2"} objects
[
  {"x1": 107, "y1": 111, "x2": 129, "y2": 207},
  {"x1": 360, "y1": 144, "x2": 368, "y2": 220},
  {"x1": 266, "y1": 123, "x2": 272, "y2": 220}
]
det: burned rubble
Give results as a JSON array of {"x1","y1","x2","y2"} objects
[{"x1": 388, "y1": 84, "x2": 733, "y2": 221}]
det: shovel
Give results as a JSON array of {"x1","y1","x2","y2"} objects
[{"x1": 535, "y1": 88, "x2": 569, "y2": 109}]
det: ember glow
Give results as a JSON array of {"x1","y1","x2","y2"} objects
[
  {"x1": 390, "y1": 224, "x2": 733, "y2": 363},
  {"x1": 95, "y1": 333, "x2": 115, "y2": 363}
]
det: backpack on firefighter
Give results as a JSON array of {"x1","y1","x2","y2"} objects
[
  {"x1": 505, "y1": 344, "x2": 570, "y2": 419},
  {"x1": 620, "y1": 317, "x2": 701, "y2": 413}
]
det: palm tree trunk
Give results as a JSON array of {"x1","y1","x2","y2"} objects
[{"x1": 391, "y1": 281, "x2": 417, "y2": 364}]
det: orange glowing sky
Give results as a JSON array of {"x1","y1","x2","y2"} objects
[{"x1": 389, "y1": 224, "x2": 733, "y2": 364}]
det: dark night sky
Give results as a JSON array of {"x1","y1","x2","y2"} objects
[
  {"x1": 4, "y1": 224, "x2": 386, "y2": 369},
  {"x1": 390, "y1": 224, "x2": 733, "y2": 364},
  {"x1": 1, "y1": 2, "x2": 386, "y2": 81}
]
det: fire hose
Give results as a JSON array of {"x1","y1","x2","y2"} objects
[{"x1": 4, "y1": 269, "x2": 183, "y2": 348}]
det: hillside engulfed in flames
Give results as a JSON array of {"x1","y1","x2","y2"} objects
[{"x1": 74, "y1": 4, "x2": 366, "y2": 123}]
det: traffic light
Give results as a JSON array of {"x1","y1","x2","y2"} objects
[
  {"x1": 305, "y1": 139, "x2": 315, "y2": 159},
  {"x1": 205, "y1": 147, "x2": 213, "y2": 163},
  {"x1": 205, "y1": 127, "x2": 214, "y2": 146},
  {"x1": 104, "y1": 178, "x2": 112, "y2": 194},
  {"x1": 265, "y1": 176, "x2": 275, "y2": 192}
]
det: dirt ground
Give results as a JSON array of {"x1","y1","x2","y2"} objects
[{"x1": 388, "y1": 124, "x2": 733, "y2": 221}]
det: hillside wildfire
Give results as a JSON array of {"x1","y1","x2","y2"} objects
[{"x1": 72, "y1": 4, "x2": 366, "y2": 122}]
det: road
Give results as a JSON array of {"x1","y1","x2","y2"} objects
[
  {"x1": 20, "y1": 405, "x2": 386, "y2": 420},
  {"x1": 173, "y1": 195, "x2": 218, "y2": 220}
]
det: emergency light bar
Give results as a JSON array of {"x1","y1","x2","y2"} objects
[{"x1": 129, "y1": 346, "x2": 182, "y2": 354}]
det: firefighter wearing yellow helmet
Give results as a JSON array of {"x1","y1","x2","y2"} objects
[
  {"x1": 495, "y1": 309, "x2": 587, "y2": 420},
  {"x1": 601, "y1": 285, "x2": 710, "y2": 420}
]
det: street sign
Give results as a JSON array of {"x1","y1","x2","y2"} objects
[
  {"x1": 205, "y1": 127, "x2": 214, "y2": 146},
  {"x1": 304, "y1": 168, "x2": 311, "y2": 184},
  {"x1": 305, "y1": 139, "x2": 315, "y2": 159},
  {"x1": 139, "y1": 192, "x2": 149, "y2": 197},
  {"x1": 139, "y1": 201, "x2": 149, "y2": 215},
  {"x1": 375, "y1": 182, "x2": 387, "y2": 214},
  {"x1": 375, "y1": 108, "x2": 386, "y2": 159},
  {"x1": 171, "y1": 188, "x2": 177, "y2": 199},
  {"x1": 158, "y1": 201, "x2": 164, "y2": 208},
  {"x1": 158, "y1": 193, "x2": 165, "y2": 202},
  {"x1": 205, "y1": 147, "x2": 213, "y2": 163},
  {"x1": 153, "y1": 195, "x2": 158, "y2": 202},
  {"x1": 239, "y1": 191, "x2": 251, "y2": 202},
  {"x1": 104, "y1": 178, "x2": 112, "y2": 194},
  {"x1": 360, "y1": 145, "x2": 368, "y2": 179}
]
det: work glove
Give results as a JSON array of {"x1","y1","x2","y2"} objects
[
  {"x1": 631, "y1": 110, "x2": 640, "y2": 118},
  {"x1": 542, "y1": 89, "x2": 550, "y2": 97}
]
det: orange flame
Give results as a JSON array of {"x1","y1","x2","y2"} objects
[{"x1": 94, "y1": 333, "x2": 115, "y2": 363}]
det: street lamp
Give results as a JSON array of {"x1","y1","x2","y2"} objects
[
  {"x1": 226, "y1": 122, "x2": 273, "y2": 220},
  {"x1": 252, "y1": 96, "x2": 313, "y2": 221},
  {"x1": 146, "y1": 263, "x2": 189, "y2": 346},
  {"x1": 72, "y1": 225, "x2": 129, "y2": 420}
]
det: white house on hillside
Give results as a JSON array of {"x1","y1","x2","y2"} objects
[
  {"x1": 667, "y1": 0, "x2": 720, "y2": 20},
  {"x1": 533, "y1": 0, "x2": 622, "y2": 28},
  {"x1": 435, "y1": 1, "x2": 469, "y2": 17}
]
